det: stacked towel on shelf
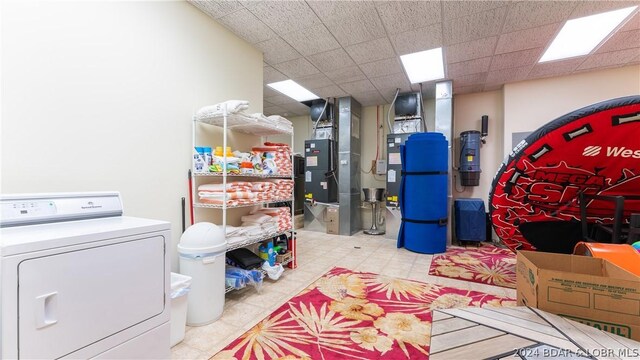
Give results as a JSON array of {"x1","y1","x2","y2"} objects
[
  {"x1": 272, "y1": 179, "x2": 294, "y2": 199},
  {"x1": 197, "y1": 181, "x2": 292, "y2": 206},
  {"x1": 252, "y1": 207, "x2": 292, "y2": 232},
  {"x1": 195, "y1": 100, "x2": 249, "y2": 121},
  {"x1": 267, "y1": 115, "x2": 293, "y2": 132},
  {"x1": 252, "y1": 142, "x2": 292, "y2": 175}
]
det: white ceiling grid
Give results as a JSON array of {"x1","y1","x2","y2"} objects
[{"x1": 189, "y1": 0, "x2": 640, "y2": 116}]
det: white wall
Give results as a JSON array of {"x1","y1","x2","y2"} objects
[
  {"x1": 1, "y1": 0, "x2": 263, "y2": 270},
  {"x1": 452, "y1": 90, "x2": 504, "y2": 209},
  {"x1": 503, "y1": 65, "x2": 640, "y2": 157}
]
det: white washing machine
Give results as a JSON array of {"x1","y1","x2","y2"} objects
[{"x1": 0, "y1": 192, "x2": 171, "y2": 359}]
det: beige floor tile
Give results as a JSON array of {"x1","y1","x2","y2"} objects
[
  {"x1": 218, "y1": 301, "x2": 269, "y2": 328},
  {"x1": 171, "y1": 343, "x2": 205, "y2": 360},
  {"x1": 241, "y1": 287, "x2": 289, "y2": 309},
  {"x1": 182, "y1": 320, "x2": 239, "y2": 353},
  {"x1": 173, "y1": 229, "x2": 515, "y2": 359}
]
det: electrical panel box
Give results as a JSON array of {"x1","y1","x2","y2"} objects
[
  {"x1": 375, "y1": 160, "x2": 387, "y2": 175},
  {"x1": 304, "y1": 139, "x2": 337, "y2": 203},
  {"x1": 385, "y1": 133, "x2": 412, "y2": 208}
]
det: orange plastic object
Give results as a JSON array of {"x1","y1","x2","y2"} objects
[{"x1": 573, "y1": 242, "x2": 640, "y2": 277}]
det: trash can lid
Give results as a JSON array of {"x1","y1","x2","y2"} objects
[{"x1": 178, "y1": 222, "x2": 227, "y2": 256}]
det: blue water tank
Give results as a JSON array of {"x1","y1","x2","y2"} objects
[
  {"x1": 459, "y1": 130, "x2": 481, "y2": 186},
  {"x1": 454, "y1": 198, "x2": 486, "y2": 242},
  {"x1": 398, "y1": 133, "x2": 448, "y2": 254}
]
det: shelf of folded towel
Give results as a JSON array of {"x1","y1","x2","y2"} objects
[
  {"x1": 226, "y1": 230, "x2": 291, "y2": 252},
  {"x1": 193, "y1": 198, "x2": 293, "y2": 209},
  {"x1": 194, "y1": 173, "x2": 293, "y2": 178},
  {"x1": 195, "y1": 111, "x2": 293, "y2": 136}
]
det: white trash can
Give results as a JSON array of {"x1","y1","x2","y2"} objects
[
  {"x1": 170, "y1": 272, "x2": 192, "y2": 347},
  {"x1": 178, "y1": 222, "x2": 227, "y2": 326}
]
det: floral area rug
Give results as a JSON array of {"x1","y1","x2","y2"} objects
[
  {"x1": 213, "y1": 267, "x2": 515, "y2": 360},
  {"x1": 428, "y1": 243, "x2": 517, "y2": 289}
]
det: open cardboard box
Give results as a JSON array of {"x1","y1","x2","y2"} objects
[{"x1": 517, "y1": 250, "x2": 640, "y2": 341}]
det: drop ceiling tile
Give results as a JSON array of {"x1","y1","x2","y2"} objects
[
  {"x1": 350, "y1": 90, "x2": 386, "y2": 106},
  {"x1": 323, "y1": 7, "x2": 386, "y2": 47},
  {"x1": 273, "y1": 58, "x2": 319, "y2": 78},
  {"x1": 486, "y1": 65, "x2": 532, "y2": 85},
  {"x1": 445, "y1": 37, "x2": 498, "y2": 63},
  {"x1": 483, "y1": 84, "x2": 504, "y2": 92},
  {"x1": 325, "y1": 65, "x2": 367, "y2": 84},
  {"x1": 447, "y1": 57, "x2": 492, "y2": 77},
  {"x1": 370, "y1": 73, "x2": 412, "y2": 93},
  {"x1": 263, "y1": 85, "x2": 281, "y2": 97},
  {"x1": 443, "y1": 6, "x2": 508, "y2": 45},
  {"x1": 578, "y1": 47, "x2": 640, "y2": 70},
  {"x1": 345, "y1": 37, "x2": 396, "y2": 64},
  {"x1": 280, "y1": 24, "x2": 340, "y2": 56},
  {"x1": 307, "y1": 1, "x2": 376, "y2": 20},
  {"x1": 495, "y1": 23, "x2": 560, "y2": 54},
  {"x1": 620, "y1": 12, "x2": 640, "y2": 32},
  {"x1": 188, "y1": 0, "x2": 245, "y2": 19},
  {"x1": 264, "y1": 94, "x2": 295, "y2": 106},
  {"x1": 263, "y1": 66, "x2": 288, "y2": 84},
  {"x1": 248, "y1": 1, "x2": 320, "y2": 35},
  {"x1": 570, "y1": 1, "x2": 638, "y2": 19},
  {"x1": 443, "y1": 1, "x2": 509, "y2": 20},
  {"x1": 597, "y1": 29, "x2": 640, "y2": 53},
  {"x1": 490, "y1": 48, "x2": 543, "y2": 71},
  {"x1": 454, "y1": 72, "x2": 488, "y2": 87},
  {"x1": 376, "y1": 1, "x2": 441, "y2": 35},
  {"x1": 279, "y1": 102, "x2": 310, "y2": 114},
  {"x1": 216, "y1": 8, "x2": 276, "y2": 44},
  {"x1": 528, "y1": 57, "x2": 584, "y2": 79},
  {"x1": 293, "y1": 73, "x2": 334, "y2": 89},
  {"x1": 339, "y1": 79, "x2": 377, "y2": 94},
  {"x1": 263, "y1": 105, "x2": 287, "y2": 116},
  {"x1": 359, "y1": 58, "x2": 404, "y2": 78},
  {"x1": 502, "y1": 1, "x2": 575, "y2": 33},
  {"x1": 453, "y1": 84, "x2": 485, "y2": 95},
  {"x1": 378, "y1": 86, "x2": 414, "y2": 102},
  {"x1": 307, "y1": 48, "x2": 356, "y2": 73},
  {"x1": 390, "y1": 23, "x2": 443, "y2": 56},
  {"x1": 310, "y1": 84, "x2": 348, "y2": 99},
  {"x1": 254, "y1": 37, "x2": 301, "y2": 65}
]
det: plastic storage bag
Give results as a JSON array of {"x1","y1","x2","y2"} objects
[
  {"x1": 261, "y1": 262, "x2": 284, "y2": 280},
  {"x1": 171, "y1": 272, "x2": 192, "y2": 299},
  {"x1": 225, "y1": 266, "x2": 264, "y2": 292}
]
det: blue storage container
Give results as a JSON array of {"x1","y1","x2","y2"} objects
[
  {"x1": 454, "y1": 198, "x2": 486, "y2": 242},
  {"x1": 398, "y1": 133, "x2": 448, "y2": 254}
]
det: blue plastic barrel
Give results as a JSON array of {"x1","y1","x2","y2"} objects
[{"x1": 398, "y1": 133, "x2": 448, "y2": 254}]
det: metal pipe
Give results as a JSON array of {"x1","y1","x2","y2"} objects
[
  {"x1": 386, "y1": 88, "x2": 400, "y2": 133},
  {"x1": 419, "y1": 83, "x2": 427, "y2": 131}
]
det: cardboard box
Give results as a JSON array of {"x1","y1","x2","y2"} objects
[{"x1": 517, "y1": 250, "x2": 640, "y2": 341}]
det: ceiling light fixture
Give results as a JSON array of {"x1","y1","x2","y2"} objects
[
  {"x1": 400, "y1": 47, "x2": 445, "y2": 84},
  {"x1": 540, "y1": 6, "x2": 637, "y2": 62},
  {"x1": 267, "y1": 80, "x2": 319, "y2": 102}
]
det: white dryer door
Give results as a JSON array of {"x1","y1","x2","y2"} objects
[{"x1": 18, "y1": 235, "x2": 165, "y2": 359}]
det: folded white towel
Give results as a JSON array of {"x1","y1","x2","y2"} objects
[
  {"x1": 196, "y1": 100, "x2": 249, "y2": 120},
  {"x1": 240, "y1": 213, "x2": 273, "y2": 224},
  {"x1": 267, "y1": 115, "x2": 292, "y2": 126}
]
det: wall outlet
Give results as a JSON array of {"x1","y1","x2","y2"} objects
[{"x1": 375, "y1": 160, "x2": 387, "y2": 175}]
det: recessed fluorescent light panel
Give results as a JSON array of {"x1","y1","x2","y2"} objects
[
  {"x1": 400, "y1": 47, "x2": 445, "y2": 84},
  {"x1": 267, "y1": 80, "x2": 319, "y2": 102},
  {"x1": 540, "y1": 6, "x2": 637, "y2": 62}
]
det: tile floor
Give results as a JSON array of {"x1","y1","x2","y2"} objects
[{"x1": 171, "y1": 229, "x2": 516, "y2": 359}]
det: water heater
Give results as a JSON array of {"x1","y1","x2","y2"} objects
[{"x1": 459, "y1": 130, "x2": 481, "y2": 186}]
